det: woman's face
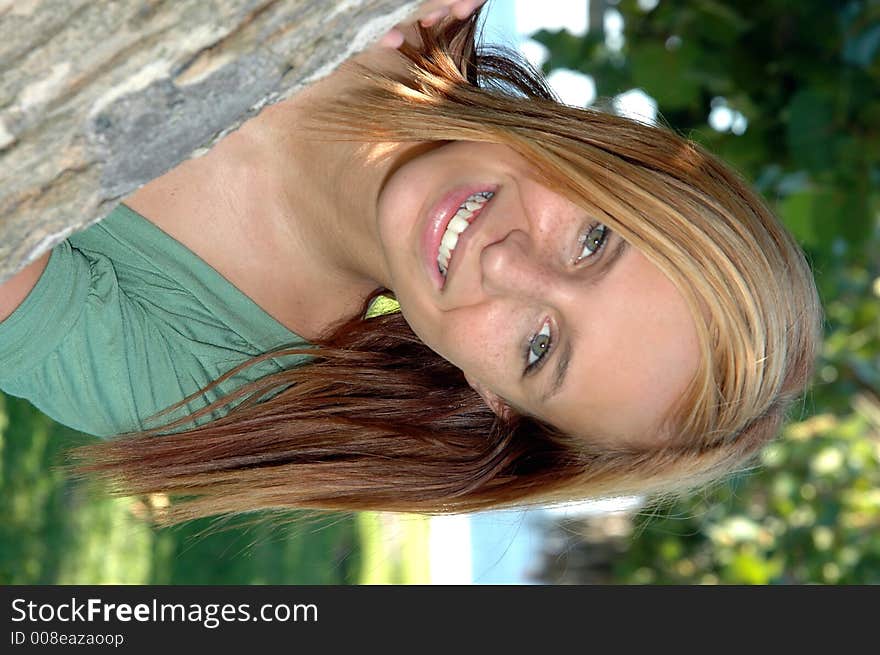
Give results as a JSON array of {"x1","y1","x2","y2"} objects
[{"x1": 376, "y1": 142, "x2": 700, "y2": 446}]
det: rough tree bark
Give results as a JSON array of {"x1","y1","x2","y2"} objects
[{"x1": 0, "y1": 0, "x2": 421, "y2": 283}]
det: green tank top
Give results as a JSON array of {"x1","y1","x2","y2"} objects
[{"x1": 0, "y1": 204, "x2": 312, "y2": 437}]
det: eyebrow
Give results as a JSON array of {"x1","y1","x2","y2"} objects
[{"x1": 540, "y1": 236, "x2": 630, "y2": 404}]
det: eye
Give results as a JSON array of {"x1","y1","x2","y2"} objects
[
  {"x1": 524, "y1": 318, "x2": 552, "y2": 374},
  {"x1": 575, "y1": 222, "x2": 610, "y2": 264}
]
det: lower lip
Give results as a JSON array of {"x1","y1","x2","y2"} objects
[{"x1": 421, "y1": 185, "x2": 497, "y2": 290}]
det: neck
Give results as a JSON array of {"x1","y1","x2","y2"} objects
[
  {"x1": 256, "y1": 43, "x2": 442, "y2": 297},
  {"x1": 217, "y1": 46, "x2": 437, "y2": 337},
  {"x1": 247, "y1": 89, "x2": 418, "y2": 296}
]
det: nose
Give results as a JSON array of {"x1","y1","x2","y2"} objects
[{"x1": 480, "y1": 229, "x2": 559, "y2": 299}]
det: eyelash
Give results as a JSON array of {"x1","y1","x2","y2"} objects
[{"x1": 523, "y1": 222, "x2": 612, "y2": 375}]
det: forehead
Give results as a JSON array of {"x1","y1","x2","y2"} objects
[{"x1": 537, "y1": 242, "x2": 700, "y2": 446}]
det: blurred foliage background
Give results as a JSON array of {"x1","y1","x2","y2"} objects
[
  {"x1": 0, "y1": 393, "x2": 361, "y2": 584},
  {"x1": 1, "y1": 390, "x2": 431, "y2": 584},
  {"x1": 2, "y1": 0, "x2": 878, "y2": 585},
  {"x1": 532, "y1": 0, "x2": 880, "y2": 584}
]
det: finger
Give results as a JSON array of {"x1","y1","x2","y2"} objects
[
  {"x1": 378, "y1": 27, "x2": 405, "y2": 49},
  {"x1": 451, "y1": 0, "x2": 484, "y2": 20},
  {"x1": 450, "y1": 2, "x2": 472, "y2": 20},
  {"x1": 420, "y1": 7, "x2": 450, "y2": 27}
]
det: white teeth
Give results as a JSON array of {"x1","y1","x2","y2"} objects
[
  {"x1": 441, "y1": 229, "x2": 459, "y2": 252},
  {"x1": 447, "y1": 215, "x2": 470, "y2": 233},
  {"x1": 437, "y1": 191, "x2": 494, "y2": 277}
]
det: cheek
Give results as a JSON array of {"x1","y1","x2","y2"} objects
[
  {"x1": 587, "y1": 253, "x2": 700, "y2": 434},
  {"x1": 401, "y1": 303, "x2": 514, "y2": 380},
  {"x1": 443, "y1": 306, "x2": 516, "y2": 383}
]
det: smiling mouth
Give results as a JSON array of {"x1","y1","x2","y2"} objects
[{"x1": 437, "y1": 191, "x2": 495, "y2": 278}]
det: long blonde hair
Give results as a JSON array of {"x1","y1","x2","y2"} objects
[{"x1": 72, "y1": 14, "x2": 824, "y2": 522}]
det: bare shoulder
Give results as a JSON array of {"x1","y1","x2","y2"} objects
[
  {"x1": 0, "y1": 251, "x2": 52, "y2": 324},
  {"x1": 124, "y1": 152, "x2": 211, "y2": 233}
]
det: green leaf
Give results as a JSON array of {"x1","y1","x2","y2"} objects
[
  {"x1": 629, "y1": 42, "x2": 702, "y2": 110},
  {"x1": 779, "y1": 191, "x2": 819, "y2": 248},
  {"x1": 786, "y1": 90, "x2": 836, "y2": 174}
]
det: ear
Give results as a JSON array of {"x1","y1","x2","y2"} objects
[{"x1": 465, "y1": 374, "x2": 512, "y2": 420}]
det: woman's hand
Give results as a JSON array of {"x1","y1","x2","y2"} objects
[{"x1": 378, "y1": 0, "x2": 488, "y2": 48}]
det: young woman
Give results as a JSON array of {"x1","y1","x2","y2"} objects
[{"x1": 0, "y1": 1, "x2": 824, "y2": 523}]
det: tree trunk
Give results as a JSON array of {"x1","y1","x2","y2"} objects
[{"x1": 0, "y1": 0, "x2": 420, "y2": 283}]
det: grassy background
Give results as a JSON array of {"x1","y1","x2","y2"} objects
[{"x1": 0, "y1": 393, "x2": 431, "y2": 585}]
